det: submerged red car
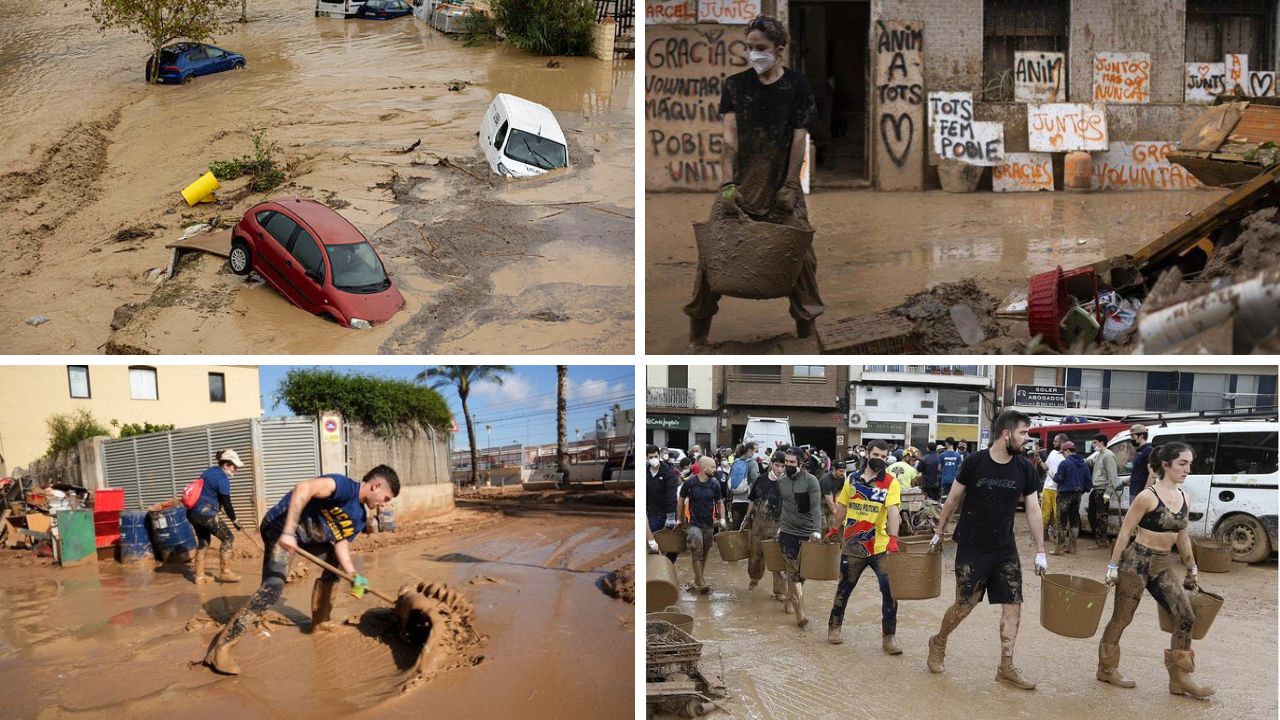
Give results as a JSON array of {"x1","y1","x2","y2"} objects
[{"x1": 229, "y1": 198, "x2": 404, "y2": 328}]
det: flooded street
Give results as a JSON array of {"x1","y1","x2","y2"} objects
[
  {"x1": 0, "y1": 504, "x2": 634, "y2": 719},
  {"x1": 645, "y1": 189, "x2": 1226, "y2": 353},
  {"x1": 656, "y1": 514, "x2": 1276, "y2": 718},
  {"x1": 0, "y1": 0, "x2": 633, "y2": 354}
]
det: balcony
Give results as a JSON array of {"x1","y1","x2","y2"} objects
[
  {"x1": 647, "y1": 387, "x2": 697, "y2": 408},
  {"x1": 1003, "y1": 387, "x2": 1278, "y2": 413},
  {"x1": 861, "y1": 365, "x2": 991, "y2": 387}
]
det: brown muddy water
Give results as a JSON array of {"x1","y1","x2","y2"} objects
[
  {"x1": 656, "y1": 514, "x2": 1276, "y2": 719},
  {"x1": 0, "y1": 0, "x2": 633, "y2": 354},
  {"x1": 0, "y1": 507, "x2": 634, "y2": 719},
  {"x1": 645, "y1": 189, "x2": 1227, "y2": 353}
]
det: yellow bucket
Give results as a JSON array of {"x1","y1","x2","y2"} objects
[
  {"x1": 181, "y1": 171, "x2": 221, "y2": 206},
  {"x1": 761, "y1": 539, "x2": 788, "y2": 572}
]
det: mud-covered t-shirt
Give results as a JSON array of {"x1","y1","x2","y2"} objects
[
  {"x1": 748, "y1": 474, "x2": 783, "y2": 521},
  {"x1": 953, "y1": 451, "x2": 1039, "y2": 552},
  {"x1": 836, "y1": 471, "x2": 901, "y2": 556},
  {"x1": 680, "y1": 476, "x2": 723, "y2": 528},
  {"x1": 719, "y1": 67, "x2": 816, "y2": 211},
  {"x1": 194, "y1": 466, "x2": 233, "y2": 520},
  {"x1": 263, "y1": 474, "x2": 366, "y2": 545}
]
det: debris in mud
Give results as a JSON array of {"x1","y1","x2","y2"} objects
[
  {"x1": 396, "y1": 138, "x2": 422, "y2": 154},
  {"x1": 110, "y1": 303, "x2": 141, "y2": 331},
  {"x1": 646, "y1": 620, "x2": 726, "y2": 716},
  {"x1": 894, "y1": 281, "x2": 1001, "y2": 351},
  {"x1": 600, "y1": 564, "x2": 635, "y2": 603},
  {"x1": 446, "y1": 80, "x2": 472, "y2": 91},
  {"x1": 110, "y1": 225, "x2": 155, "y2": 243},
  {"x1": 530, "y1": 309, "x2": 570, "y2": 322},
  {"x1": 467, "y1": 575, "x2": 505, "y2": 585},
  {"x1": 24, "y1": 315, "x2": 49, "y2": 326},
  {"x1": 1198, "y1": 207, "x2": 1280, "y2": 283},
  {"x1": 546, "y1": 60, "x2": 561, "y2": 68},
  {"x1": 390, "y1": 581, "x2": 486, "y2": 692}
]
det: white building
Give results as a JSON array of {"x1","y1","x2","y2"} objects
[
  {"x1": 850, "y1": 365, "x2": 995, "y2": 451},
  {"x1": 646, "y1": 365, "x2": 717, "y2": 452}
]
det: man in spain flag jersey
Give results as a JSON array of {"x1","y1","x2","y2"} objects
[{"x1": 824, "y1": 440, "x2": 903, "y2": 654}]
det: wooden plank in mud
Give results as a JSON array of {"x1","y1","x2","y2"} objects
[
  {"x1": 1229, "y1": 104, "x2": 1280, "y2": 145},
  {"x1": 818, "y1": 311, "x2": 913, "y2": 354},
  {"x1": 1178, "y1": 101, "x2": 1247, "y2": 152},
  {"x1": 1168, "y1": 152, "x2": 1266, "y2": 189}
]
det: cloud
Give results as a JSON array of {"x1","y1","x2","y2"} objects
[
  {"x1": 466, "y1": 373, "x2": 544, "y2": 410},
  {"x1": 568, "y1": 376, "x2": 631, "y2": 403}
]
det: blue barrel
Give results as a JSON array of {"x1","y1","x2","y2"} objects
[
  {"x1": 149, "y1": 505, "x2": 198, "y2": 555},
  {"x1": 378, "y1": 506, "x2": 396, "y2": 532},
  {"x1": 119, "y1": 511, "x2": 153, "y2": 562}
]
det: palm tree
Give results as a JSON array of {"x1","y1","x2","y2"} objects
[
  {"x1": 557, "y1": 365, "x2": 569, "y2": 489},
  {"x1": 417, "y1": 365, "x2": 512, "y2": 489}
]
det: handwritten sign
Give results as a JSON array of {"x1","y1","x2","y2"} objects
[
  {"x1": 1224, "y1": 53, "x2": 1248, "y2": 94},
  {"x1": 646, "y1": 0, "x2": 696, "y2": 24},
  {"x1": 928, "y1": 91, "x2": 971, "y2": 154},
  {"x1": 993, "y1": 153, "x2": 1054, "y2": 192},
  {"x1": 1185, "y1": 62, "x2": 1225, "y2": 103},
  {"x1": 1014, "y1": 51, "x2": 1065, "y2": 102},
  {"x1": 1093, "y1": 52, "x2": 1150, "y2": 104},
  {"x1": 928, "y1": 92, "x2": 1002, "y2": 165},
  {"x1": 1027, "y1": 103, "x2": 1109, "y2": 152},
  {"x1": 644, "y1": 25, "x2": 747, "y2": 191},
  {"x1": 1247, "y1": 71, "x2": 1277, "y2": 98},
  {"x1": 696, "y1": 0, "x2": 759, "y2": 24},
  {"x1": 874, "y1": 19, "x2": 925, "y2": 190},
  {"x1": 1090, "y1": 142, "x2": 1203, "y2": 191}
]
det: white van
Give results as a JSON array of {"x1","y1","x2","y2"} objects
[
  {"x1": 1102, "y1": 420, "x2": 1277, "y2": 563},
  {"x1": 742, "y1": 417, "x2": 794, "y2": 455},
  {"x1": 479, "y1": 93, "x2": 569, "y2": 178},
  {"x1": 315, "y1": 0, "x2": 366, "y2": 18}
]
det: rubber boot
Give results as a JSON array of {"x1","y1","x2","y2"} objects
[
  {"x1": 310, "y1": 579, "x2": 339, "y2": 633},
  {"x1": 748, "y1": 579, "x2": 759, "y2": 590},
  {"x1": 192, "y1": 549, "x2": 213, "y2": 585},
  {"x1": 217, "y1": 549, "x2": 242, "y2": 583},
  {"x1": 927, "y1": 634, "x2": 946, "y2": 673},
  {"x1": 1165, "y1": 649, "x2": 1215, "y2": 699},
  {"x1": 782, "y1": 582, "x2": 794, "y2": 613},
  {"x1": 689, "y1": 317, "x2": 711, "y2": 348},
  {"x1": 793, "y1": 583, "x2": 808, "y2": 628},
  {"x1": 827, "y1": 621, "x2": 843, "y2": 644},
  {"x1": 1097, "y1": 642, "x2": 1136, "y2": 688},
  {"x1": 1051, "y1": 531, "x2": 1065, "y2": 556},
  {"x1": 1068, "y1": 528, "x2": 1079, "y2": 554},
  {"x1": 996, "y1": 658, "x2": 1037, "y2": 690},
  {"x1": 796, "y1": 318, "x2": 815, "y2": 339},
  {"x1": 883, "y1": 634, "x2": 902, "y2": 656},
  {"x1": 203, "y1": 615, "x2": 244, "y2": 675}
]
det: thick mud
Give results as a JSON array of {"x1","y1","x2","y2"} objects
[
  {"x1": 0, "y1": 0, "x2": 633, "y2": 354},
  {"x1": 646, "y1": 189, "x2": 1226, "y2": 353},
  {"x1": 657, "y1": 513, "x2": 1276, "y2": 718},
  {"x1": 0, "y1": 506, "x2": 633, "y2": 719}
]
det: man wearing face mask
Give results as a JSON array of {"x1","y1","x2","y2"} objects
[
  {"x1": 775, "y1": 447, "x2": 823, "y2": 627},
  {"x1": 684, "y1": 13, "x2": 823, "y2": 347},
  {"x1": 645, "y1": 445, "x2": 681, "y2": 562},
  {"x1": 743, "y1": 450, "x2": 787, "y2": 600},
  {"x1": 680, "y1": 457, "x2": 728, "y2": 593},
  {"x1": 816, "y1": 461, "x2": 844, "y2": 533},
  {"x1": 1126, "y1": 425, "x2": 1153, "y2": 499}
]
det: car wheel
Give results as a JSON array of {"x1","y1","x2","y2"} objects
[
  {"x1": 182, "y1": 74, "x2": 193, "y2": 85},
  {"x1": 233, "y1": 61, "x2": 245, "y2": 70},
  {"x1": 1216, "y1": 514, "x2": 1270, "y2": 564},
  {"x1": 229, "y1": 241, "x2": 253, "y2": 276}
]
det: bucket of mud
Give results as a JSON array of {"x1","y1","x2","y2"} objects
[
  {"x1": 1192, "y1": 539, "x2": 1232, "y2": 573},
  {"x1": 378, "y1": 506, "x2": 396, "y2": 533},
  {"x1": 647, "y1": 606, "x2": 694, "y2": 635},
  {"x1": 149, "y1": 505, "x2": 197, "y2": 556},
  {"x1": 937, "y1": 158, "x2": 984, "y2": 193},
  {"x1": 654, "y1": 528, "x2": 687, "y2": 554},
  {"x1": 1157, "y1": 587, "x2": 1224, "y2": 640},
  {"x1": 693, "y1": 217, "x2": 814, "y2": 299},
  {"x1": 899, "y1": 534, "x2": 936, "y2": 554},
  {"x1": 714, "y1": 530, "x2": 749, "y2": 562},
  {"x1": 180, "y1": 171, "x2": 221, "y2": 206},
  {"x1": 647, "y1": 554, "x2": 679, "y2": 610},
  {"x1": 799, "y1": 541, "x2": 841, "y2": 581},
  {"x1": 119, "y1": 510, "x2": 153, "y2": 563},
  {"x1": 884, "y1": 550, "x2": 942, "y2": 600},
  {"x1": 1039, "y1": 573, "x2": 1109, "y2": 638},
  {"x1": 761, "y1": 539, "x2": 788, "y2": 572}
]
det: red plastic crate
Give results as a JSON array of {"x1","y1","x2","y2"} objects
[
  {"x1": 94, "y1": 488, "x2": 125, "y2": 514},
  {"x1": 1027, "y1": 266, "x2": 1101, "y2": 350}
]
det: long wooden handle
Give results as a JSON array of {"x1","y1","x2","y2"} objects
[{"x1": 293, "y1": 545, "x2": 398, "y2": 605}]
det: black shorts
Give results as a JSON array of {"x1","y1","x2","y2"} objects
[{"x1": 954, "y1": 543, "x2": 1023, "y2": 605}]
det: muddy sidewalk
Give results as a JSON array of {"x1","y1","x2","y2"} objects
[{"x1": 0, "y1": 506, "x2": 634, "y2": 720}]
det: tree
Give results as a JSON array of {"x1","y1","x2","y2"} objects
[
  {"x1": 557, "y1": 365, "x2": 569, "y2": 489},
  {"x1": 45, "y1": 410, "x2": 112, "y2": 457},
  {"x1": 87, "y1": 0, "x2": 238, "y2": 84},
  {"x1": 417, "y1": 366, "x2": 513, "y2": 489}
]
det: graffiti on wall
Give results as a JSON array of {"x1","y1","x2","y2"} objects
[
  {"x1": 1247, "y1": 71, "x2": 1277, "y2": 97},
  {"x1": 873, "y1": 19, "x2": 924, "y2": 190},
  {"x1": 992, "y1": 152, "x2": 1054, "y2": 192},
  {"x1": 697, "y1": 0, "x2": 759, "y2": 24},
  {"x1": 1027, "y1": 103, "x2": 1108, "y2": 152},
  {"x1": 1224, "y1": 53, "x2": 1248, "y2": 94},
  {"x1": 646, "y1": 0, "x2": 696, "y2": 24},
  {"x1": 1185, "y1": 62, "x2": 1226, "y2": 103},
  {"x1": 1091, "y1": 142, "x2": 1203, "y2": 191},
  {"x1": 928, "y1": 91, "x2": 1003, "y2": 165},
  {"x1": 1092, "y1": 52, "x2": 1150, "y2": 104},
  {"x1": 1014, "y1": 51, "x2": 1065, "y2": 103}
]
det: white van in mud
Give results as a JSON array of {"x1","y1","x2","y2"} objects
[
  {"x1": 742, "y1": 417, "x2": 794, "y2": 454},
  {"x1": 315, "y1": 0, "x2": 366, "y2": 18},
  {"x1": 479, "y1": 93, "x2": 569, "y2": 178},
  {"x1": 1103, "y1": 420, "x2": 1278, "y2": 563}
]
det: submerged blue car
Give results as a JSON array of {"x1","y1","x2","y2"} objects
[
  {"x1": 356, "y1": 0, "x2": 413, "y2": 19},
  {"x1": 145, "y1": 43, "x2": 246, "y2": 84}
]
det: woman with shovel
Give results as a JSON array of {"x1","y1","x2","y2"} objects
[
  {"x1": 187, "y1": 449, "x2": 246, "y2": 585},
  {"x1": 203, "y1": 465, "x2": 400, "y2": 675}
]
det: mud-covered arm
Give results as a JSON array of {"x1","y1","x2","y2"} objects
[
  {"x1": 786, "y1": 128, "x2": 807, "y2": 185},
  {"x1": 1175, "y1": 525, "x2": 1196, "y2": 568},
  {"x1": 721, "y1": 112, "x2": 738, "y2": 186},
  {"x1": 333, "y1": 538, "x2": 357, "y2": 577},
  {"x1": 281, "y1": 476, "x2": 337, "y2": 537}
]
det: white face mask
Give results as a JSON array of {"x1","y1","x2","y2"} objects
[
  {"x1": 647, "y1": 457, "x2": 660, "y2": 468},
  {"x1": 749, "y1": 50, "x2": 776, "y2": 75}
]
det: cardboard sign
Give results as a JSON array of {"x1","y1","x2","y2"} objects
[
  {"x1": 1246, "y1": 71, "x2": 1275, "y2": 98},
  {"x1": 928, "y1": 91, "x2": 972, "y2": 155},
  {"x1": 1224, "y1": 53, "x2": 1248, "y2": 94},
  {"x1": 1090, "y1": 142, "x2": 1203, "y2": 191},
  {"x1": 1185, "y1": 62, "x2": 1226, "y2": 103},
  {"x1": 1014, "y1": 51, "x2": 1065, "y2": 103},
  {"x1": 646, "y1": 0, "x2": 696, "y2": 24},
  {"x1": 1027, "y1": 103, "x2": 1109, "y2": 152},
  {"x1": 993, "y1": 152, "x2": 1054, "y2": 192},
  {"x1": 1093, "y1": 52, "x2": 1150, "y2": 104},
  {"x1": 696, "y1": 0, "x2": 759, "y2": 24}
]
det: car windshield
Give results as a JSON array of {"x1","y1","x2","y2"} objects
[
  {"x1": 327, "y1": 242, "x2": 390, "y2": 293},
  {"x1": 503, "y1": 128, "x2": 567, "y2": 171}
]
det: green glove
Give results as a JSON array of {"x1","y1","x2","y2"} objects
[
  {"x1": 351, "y1": 574, "x2": 369, "y2": 599},
  {"x1": 720, "y1": 182, "x2": 738, "y2": 202}
]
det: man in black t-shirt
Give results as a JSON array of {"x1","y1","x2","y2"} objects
[
  {"x1": 680, "y1": 457, "x2": 727, "y2": 594},
  {"x1": 684, "y1": 14, "x2": 824, "y2": 346},
  {"x1": 926, "y1": 411, "x2": 1047, "y2": 691}
]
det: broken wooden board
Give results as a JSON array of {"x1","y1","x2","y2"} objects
[
  {"x1": 1168, "y1": 151, "x2": 1267, "y2": 188},
  {"x1": 818, "y1": 312, "x2": 913, "y2": 354},
  {"x1": 164, "y1": 229, "x2": 232, "y2": 258},
  {"x1": 1178, "y1": 101, "x2": 1247, "y2": 151}
]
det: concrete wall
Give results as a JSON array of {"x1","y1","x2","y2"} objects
[
  {"x1": 347, "y1": 422, "x2": 453, "y2": 521},
  {"x1": 22, "y1": 436, "x2": 105, "y2": 488},
  {"x1": 721, "y1": 365, "x2": 849, "y2": 408}
]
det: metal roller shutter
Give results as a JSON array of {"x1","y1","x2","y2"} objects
[
  {"x1": 133, "y1": 434, "x2": 175, "y2": 508},
  {"x1": 102, "y1": 440, "x2": 142, "y2": 510},
  {"x1": 208, "y1": 420, "x2": 257, "y2": 519},
  {"x1": 260, "y1": 418, "x2": 320, "y2": 510}
]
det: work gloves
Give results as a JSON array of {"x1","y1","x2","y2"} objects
[
  {"x1": 720, "y1": 182, "x2": 739, "y2": 202},
  {"x1": 232, "y1": 521, "x2": 243, "y2": 532},
  {"x1": 351, "y1": 574, "x2": 369, "y2": 599},
  {"x1": 929, "y1": 532, "x2": 944, "y2": 553},
  {"x1": 718, "y1": 518, "x2": 728, "y2": 531},
  {"x1": 647, "y1": 539, "x2": 660, "y2": 554},
  {"x1": 1034, "y1": 552, "x2": 1048, "y2": 577},
  {"x1": 886, "y1": 536, "x2": 900, "y2": 554},
  {"x1": 823, "y1": 528, "x2": 840, "y2": 542},
  {"x1": 810, "y1": 531, "x2": 822, "y2": 542},
  {"x1": 1105, "y1": 564, "x2": 1119, "y2": 586},
  {"x1": 1184, "y1": 565, "x2": 1199, "y2": 591},
  {"x1": 773, "y1": 179, "x2": 802, "y2": 213},
  {"x1": 664, "y1": 513, "x2": 677, "y2": 529}
]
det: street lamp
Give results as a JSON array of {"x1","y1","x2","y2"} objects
[{"x1": 485, "y1": 425, "x2": 492, "y2": 467}]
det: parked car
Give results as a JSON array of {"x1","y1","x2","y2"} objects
[
  {"x1": 357, "y1": 0, "x2": 413, "y2": 19},
  {"x1": 229, "y1": 198, "x2": 405, "y2": 328},
  {"x1": 316, "y1": 0, "x2": 367, "y2": 17},
  {"x1": 479, "y1": 93, "x2": 569, "y2": 178},
  {"x1": 145, "y1": 43, "x2": 245, "y2": 84}
]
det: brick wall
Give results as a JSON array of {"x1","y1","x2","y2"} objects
[{"x1": 721, "y1": 366, "x2": 848, "y2": 409}]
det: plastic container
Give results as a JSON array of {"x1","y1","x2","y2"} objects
[
  {"x1": 1064, "y1": 150, "x2": 1093, "y2": 191},
  {"x1": 1192, "y1": 539, "x2": 1233, "y2": 573},
  {"x1": 647, "y1": 606, "x2": 694, "y2": 635},
  {"x1": 1039, "y1": 573, "x2": 1109, "y2": 638},
  {"x1": 1027, "y1": 266, "x2": 1100, "y2": 350},
  {"x1": 119, "y1": 510, "x2": 153, "y2": 563},
  {"x1": 654, "y1": 528, "x2": 687, "y2": 554},
  {"x1": 714, "y1": 530, "x2": 749, "y2": 562},
  {"x1": 93, "y1": 488, "x2": 125, "y2": 513},
  {"x1": 181, "y1": 171, "x2": 221, "y2": 206},
  {"x1": 899, "y1": 534, "x2": 935, "y2": 554},
  {"x1": 761, "y1": 539, "x2": 788, "y2": 572},
  {"x1": 378, "y1": 506, "x2": 396, "y2": 533},
  {"x1": 938, "y1": 158, "x2": 983, "y2": 193},
  {"x1": 693, "y1": 217, "x2": 814, "y2": 299},
  {"x1": 1158, "y1": 587, "x2": 1224, "y2": 640},
  {"x1": 149, "y1": 505, "x2": 197, "y2": 555},
  {"x1": 884, "y1": 550, "x2": 942, "y2": 599},
  {"x1": 799, "y1": 541, "x2": 841, "y2": 581},
  {"x1": 647, "y1": 554, "x2": 679, "y2": 610}
]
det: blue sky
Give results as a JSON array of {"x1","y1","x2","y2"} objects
[{"x1": 257, "y1": 365, "x2": 634, "y2": 448}]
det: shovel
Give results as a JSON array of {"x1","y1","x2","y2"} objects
[{"x1": 293, "y1": 546, "x2": 399, "y2": 605}]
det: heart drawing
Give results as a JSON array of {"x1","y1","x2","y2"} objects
[
  {"x1": 1248, "y1": 72, "x2": 1275, "y2": 97},
  {"x1": 880, "y1": 113, "x2": 914, "y2": 168}
]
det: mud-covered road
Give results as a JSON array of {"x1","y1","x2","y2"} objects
[
  {"x1": 645, "y1": 189, "x2": 1225, "y2": 353},
  {"x1": 0, "y1": 0, "x2": 633, "y2": 354},
  {"x1": 655, "y1": 513, "x2": 1276, "y2": 718},
  {"x1": 0, "y1": 505, "x2": 634, "y2": 719}
]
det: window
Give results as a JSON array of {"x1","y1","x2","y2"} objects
[
  {"x1": 206, "y1": 47, "x2": 225, "y2": 59},
  {"x1": 920, "y1": 400, "x2": 934, "y2": 409},
  {"x1": 327, "y1": 242, "x2": 389, "y2": 293},
  {"x1": 793, "y1": 366, "x2": 826, "y2": 378},
  {"x1": 494, "y1": 121, "x2": 509, "y2": 150},
  {"x1": 67, "y1": 366, "x2": 90, "y2": 398},
  {"x1": 1214, "y1": 431, "x2": 1277, "y2": 475},
  {"x1": 1032, "y1": 366, "x2": 1059, "y2": 386},
  {"x1": 129, "y1": 366, "x2": 158, "y2": 401},
  {"x1": 738, "y1": 366, "x2": 781, "y2": 382},
  {"x1": 1141, "y1": 433, "x2": 1217, "y2": 476},
  {"x1": 262, "y1": 212, "x2": 299, "y2": 247},
  {"x1": 209, "y1": 373, "x2": 226, "y2": 403},
  {"x1": 865, "y1": 399, "x2": 879, "y2": 407},
  {"x1": 291, "y1": 228, "x2": 325, "y2": 279},
  {"x1": 1186, "y1": 0, "x2": 1275, "y2": 68},
  {"x1": 187, "y1": 48, "x2": 208, "y2": 61},
  {"x1": 668, "y1": 365, "x2": 688, "y2": 389},
  {"x1": 982, "y1": 0, "x2": 1070, "y2": 101},
  {"x1": 503, "y1": 129, "x2": 568, "y2": 170},
  {"x1": 938, "y1": 389, "x2": 980, "y2": 416}
]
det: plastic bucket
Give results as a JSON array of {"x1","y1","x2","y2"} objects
[
  {"x1": 884, "y1": 550, "x2": 942, "y2": 600},
  {"x1": 647, "y1": 606, "x2": 694, "y2": 635},
  {"x1": 694, "y1": 217, "x2": 814, "y2": 300},
  {"x1": 181, "y1": 171, "x2": 221, "y2": 206},
  {"x1": 899, "y1": 534, "x2": 935, "y2": 554},
  {"x1": 654, "y1": 528, "x2": 686, "y2": 554},
  {"x1": 761, "y1": 539, "x2": 788, "y2": 572},
  {"x1": 149, "y1": 505, "x2": 198, "y2": 555},
  {"x1": 119, "y1": 510, "x2": 153, "y2": 563},
  {"x1": 378, "y1": 506, "x2": 396, "y2": 532},
  {"x1": 1040, "y1": 573, "x2": 1109, "y2": 638},
  {"x1": 1158, "y1": 587, "x2": 1224, "y2": 640},
  {"x1": 937, "y1": 158, "x2": 983, "y2": 193},
  {"x1": 799, "y1": 541, "x2": 841, "y2": 581},
  {"x1": 1193, "y1": 539, "x2": 1232, "y2": 573},
  {"x1": 647, "y1": 554, "x2": 679, "y2": 611},
  {"x1": 714, "y1": 530, "x2": 749, "y2": 562}
]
